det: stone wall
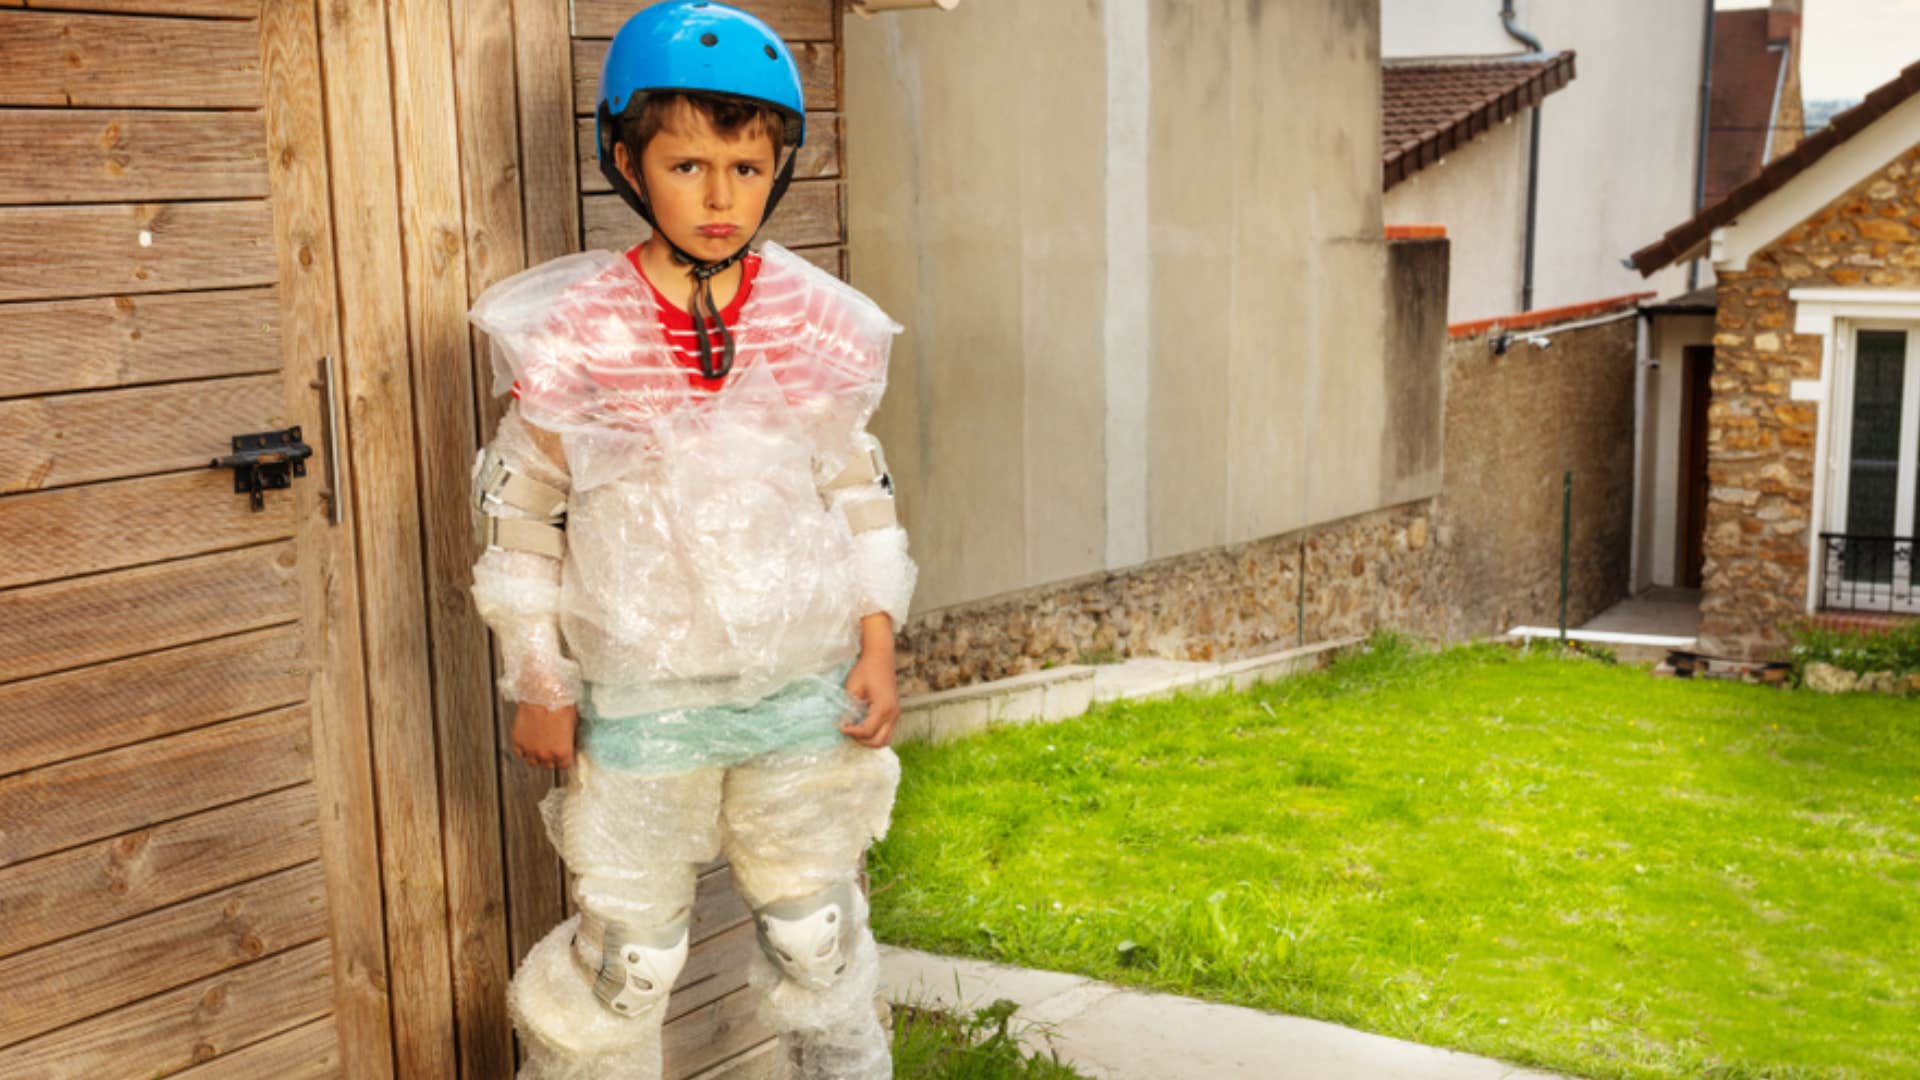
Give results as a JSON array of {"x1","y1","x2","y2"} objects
[
  {"x1": 1437, "y1": 316, "x2": 1639, "y2": 642},
  {"x1": 892, "y1": 304, "x2": 1640, "y2": 696},
  {"x1": 1700, "y1": 143, "x2": 1920, "y2": 660},
  {"x1": 892, "y1": 499, "x2": 1457, "y2": 696}
]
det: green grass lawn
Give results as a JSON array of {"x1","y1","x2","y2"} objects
[{"x1": 870, "y1": 633, "x2": 1920, "y2": 1079}]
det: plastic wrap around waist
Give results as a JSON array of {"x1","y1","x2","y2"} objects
[{"x1": 580, "y1": 658, "x2": 861, "y2": 774}]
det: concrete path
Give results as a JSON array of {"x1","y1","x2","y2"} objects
[
  {"x1": 1505, "y1": 586, "x2": 1704, "y2": 664},
  {"x1": 880, "y1": 946, "x2": 1564, "y2": 1080},
  {"x1": 1578, "y1": 586, "x2": 1702, "y2": 638}
]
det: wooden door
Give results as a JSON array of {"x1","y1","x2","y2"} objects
[{"x1": 0, "y1": 3, "x2": 391, "y2": 1076}]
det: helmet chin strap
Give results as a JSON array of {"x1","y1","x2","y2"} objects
[{"x1": 655, "y1": 231, "x2": 744, "y2": 380}]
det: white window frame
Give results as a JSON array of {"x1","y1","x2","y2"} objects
[
  {"x1": 1826, "y1": 320, "x2": 1920, "y2": 612},
  {"x1": 1792, "y1": 289, "x2": 1920, "y2": 614}
]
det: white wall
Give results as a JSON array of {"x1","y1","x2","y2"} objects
[
  {"x1": 1381, "y1": 0, "x2": 1525, "y2": 58},
  {"x1": 1383, "y1": 108, "x2": 1531, "y2": 323},
  {"x1": 847, "y1": 0, "x2": 1410, "y2": 614},
  {"x1": 1382, "y1": 0, "x2": 1706, "y2": 312}
]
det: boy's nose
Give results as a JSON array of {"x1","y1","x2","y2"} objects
[{"x1": 705, "y1": 175, "x2": 733, "y2": 211}]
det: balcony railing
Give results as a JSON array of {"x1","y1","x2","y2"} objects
[{"x1": 1818, "y1": 532, "x2": 1919, "y2": 613}]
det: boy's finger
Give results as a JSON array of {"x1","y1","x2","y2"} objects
[{"x1": 844, "y1": 713, "x2": 895, "y2": 747}]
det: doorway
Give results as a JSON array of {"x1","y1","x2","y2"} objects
[{"x1": 1677, "y1": 344, "x2": 1716, "y2": 588}]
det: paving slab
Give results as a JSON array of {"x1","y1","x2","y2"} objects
[
  {"x1": 895, "y1": 638, "x2": 1364, "y2": 747},
  {"x1": 881, "y1": 946, "x2": 1564, "y2": 1080}
]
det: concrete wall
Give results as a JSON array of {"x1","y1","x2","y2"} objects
[
  {"x1": 1381, "y1": 0, "x2": 1705, "y2": 313},
  {"x1": 1381, "y1": 0, "x2": 1522, "y2": 59},
  {"x1": 847, "y1": 0, "x2": 1410, "y2": 617},
  {"x1": 1383, "y1": 111, "x2": 1531, "y2": 323},
  {"x1": 890, "y1": 237, "x2": 1451, "y2": 694},
  {"x1": 887, "y1": 240, "x2": 1641, "y2": 695}
]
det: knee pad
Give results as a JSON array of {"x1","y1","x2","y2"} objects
[
  {"x1": 753, "y1": 881, "x2": 858, "y2": 992},
  {"x1": 571, "y1": 910, "x2": 690, "y2": 1018}
]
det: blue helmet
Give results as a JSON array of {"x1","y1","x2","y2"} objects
[
  {"x1": 593, "y1": 2, "x2": 808, "y2": 381},
  {"x1": 595, "y1": 0, "x2": 807, "y2": 225}
]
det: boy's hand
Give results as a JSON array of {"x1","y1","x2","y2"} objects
[
  {"x1": 842, "y1": 613, "x2": 900, "y2": 748},
  {"x1": 512, "y1": 701, "x2": 578, "y2": 769}
]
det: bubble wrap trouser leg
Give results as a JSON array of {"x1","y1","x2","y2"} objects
[
  {"x1": 722, "y1": 743, "x2": 903, "y2": 1080},
  {"x1": 508, "y1": 754, "x2": 724, "y2": 1080}
]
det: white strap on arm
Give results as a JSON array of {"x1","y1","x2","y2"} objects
[
  {"x1": 481, "y1": 516, "x2": 566, "y2": 560},
  {"x1": 822, "y1": 439, "x2": 898, "y2": 534},
  {"x1": 474, "y1": 446, "x2": 567, "y2": 520},
  {"x1": 823, "y1": 441, "x2": 888, "y2": 493},
  {"x1": 472, "y1": 445, "x2": 567, "y2": 558},
  {"x1": 841, "y1": 495, "x2": 898, "y2": 533}
]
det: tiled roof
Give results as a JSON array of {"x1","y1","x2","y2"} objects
[
  {"x1": 1631, "y1": 57, "x2": 1920, "y2": 276},
  {"x1": 1381, "y1": 52, "x2": 1577, "y2": 192},
  {"x1": 1705, "y1": 9, "x2": 1795, "y2": 203}
]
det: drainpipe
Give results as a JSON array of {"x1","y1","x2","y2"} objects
[
  {"x1": 1500, "y1": 1, "x2": 1542, "y2": 312},
  {"x1": 1688, "y1": 0, "x2": 1716, "y2": 291}
]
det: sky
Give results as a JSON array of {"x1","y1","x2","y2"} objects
[{"x1": 1718, "y1": 0, "x2": 1920, "y2": 102}]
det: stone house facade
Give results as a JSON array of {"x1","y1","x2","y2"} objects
[{"x1": 1632, "y1": 60, "x2": 1920, "y2": 660}]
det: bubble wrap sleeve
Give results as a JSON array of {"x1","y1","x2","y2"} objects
[
  {"x1": 470, "y1": 402, "x2": 582, "y2": 709},
  {"x1": 823, "y1": 429, "x2": 917, "y2": 630}
]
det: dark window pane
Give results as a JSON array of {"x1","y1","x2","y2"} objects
[{"x1": 1844, "y1": 330, "x2": 1906, "y2": 582}]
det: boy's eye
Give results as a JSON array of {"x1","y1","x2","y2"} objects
[
  {"x1": 671, "y1": 161, "x2": 699, "y2": 175},
  {"x1": 734, "y1": 163, "x2": 761, "y2": 177}
]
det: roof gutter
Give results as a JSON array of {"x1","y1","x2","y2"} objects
[
  {"x1": 1500, "y1": 1, "x2": 1543, "y2": 311},
  {"x1": 1688, "y1": 0, "x2": 1715, "y2": 290}
]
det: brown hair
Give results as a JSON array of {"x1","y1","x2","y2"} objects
[{"x1": 612, "y1": 91, "x2": 787, "y2": 167}]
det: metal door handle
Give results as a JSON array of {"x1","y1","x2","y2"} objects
[{"x1": 309, "y1": 355, "x2": 346, "y2": 525}]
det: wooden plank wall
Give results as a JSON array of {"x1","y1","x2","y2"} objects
[
  {"x1": 0, "y1": 1, "x2": 390, "y2": 1077},
  {"x1": 1, "y1": 1, "x2": 848, "y2": 1074},
  {"x1": 309, "y1": 1, "x2": 850, "y2": 1077}
]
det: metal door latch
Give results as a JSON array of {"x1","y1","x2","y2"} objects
[{"x1": 211, "y1": 427, "x2": 313, "y2": 511}]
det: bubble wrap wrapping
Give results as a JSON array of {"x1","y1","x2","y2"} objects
[
  {"x1": 725, "y1": 744, "x2": 899, "y2": 1080},
  {"x1": 467, "y1": 241, "x2": 915, "y2": 717},
  {"x1": 507, "y1": 742, "x2": 900, "y2": 1080},
  {"x1": 469, "y1": 405, "x2": 583, "y2": 708}
]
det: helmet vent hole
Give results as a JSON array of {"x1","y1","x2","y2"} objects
[
  {"x1": 764, "y1": 45, "x2": 778, "y2": 59},
  {"x1": 700, "y1": 32, "x2": 718, "y2": 46}
]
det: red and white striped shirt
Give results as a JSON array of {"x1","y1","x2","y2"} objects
[{"x1": 509, "y1": 241, "x2": 761, "y2": 401}]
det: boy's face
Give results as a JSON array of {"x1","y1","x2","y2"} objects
[{"x1": 616, "y1": 104, "x2": 779, "y2": 264}]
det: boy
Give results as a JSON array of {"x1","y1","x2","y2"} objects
[{"x1": 465, "y1": 4, "x2": 915, "y2": 1077}]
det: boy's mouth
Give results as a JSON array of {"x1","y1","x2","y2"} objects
[{"x1": 697, "y1": 224, "x2": 738, "y2": 238}]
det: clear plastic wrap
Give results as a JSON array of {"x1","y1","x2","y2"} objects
[
  {"x1": 848, "y1": 525, "x2": 916, "y2": 628},
  {"x1": 470, "y1": 405, "x2": 582, "y2": 708},
  {"x1": 724, "y1": 744, "x2": 900, "y2": 1080},
  {"x1": 507, "y1": 743, "x2": 899, "y2": 1080},
  {"x1": 466, "y1": 242, "x2": 912, "y2": 717}
]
